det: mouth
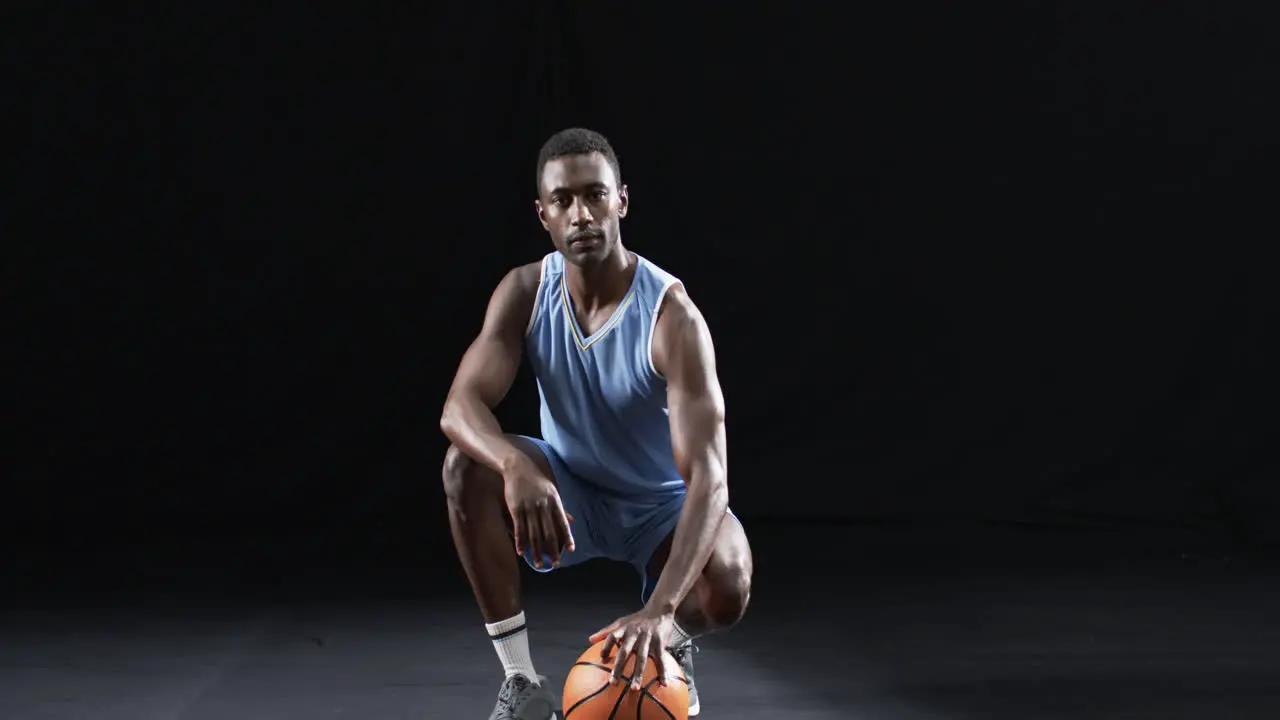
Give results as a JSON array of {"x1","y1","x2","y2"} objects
[{"x1": 569, "y1": 234, "x2": 602, "y2": 249}]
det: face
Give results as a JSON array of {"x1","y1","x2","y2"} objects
[{"x1": 535, "y1": 152, "x2": 628, "y2": 267}]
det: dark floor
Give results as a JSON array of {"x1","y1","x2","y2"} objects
[{"x1": 3, "y1": 520, "x2": 1279, "y2": 718}]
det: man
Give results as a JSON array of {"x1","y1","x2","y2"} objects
[{"x1": 440, "y1": 127, "x2": 753, "y2": 719}]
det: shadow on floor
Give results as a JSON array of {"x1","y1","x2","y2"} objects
[{"x1": 3, "y1": 520, "x2": 1278, "y2": 718}]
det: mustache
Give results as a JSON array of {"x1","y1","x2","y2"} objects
[{"x1": 568, "y1": 229, "x2": 604, "y2": 243}]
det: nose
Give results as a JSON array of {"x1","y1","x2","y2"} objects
[{"x1": 570, "y1": 198, "x2": 594, "y2": 225}]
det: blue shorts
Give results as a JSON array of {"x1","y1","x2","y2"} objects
[{"x1": 517, "y1": 435, "x2": 720, "y2": 604}]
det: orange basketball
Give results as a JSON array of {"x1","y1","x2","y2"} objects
[{"x1": 563, "y1": 638, "x2": 689, "y2": 719}]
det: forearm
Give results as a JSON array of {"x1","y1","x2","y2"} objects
[
  {"x1": 645, "y1": 465, "x2": 729, "y2": 615},
  {"x1": 440, "y1": 392, "x2": 527, "y2": 475}
]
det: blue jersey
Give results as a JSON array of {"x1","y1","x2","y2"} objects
[{"x1": 524, "y1": 250, "x2": 685, "y2": 499}]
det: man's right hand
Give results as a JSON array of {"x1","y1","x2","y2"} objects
[{"x1": 503, "y1": 459, "x2": 575, "y2": 569}]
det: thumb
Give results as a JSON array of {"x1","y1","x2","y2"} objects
[{"x1": 589, "y1": 622, "x2": 619, "y2": 643}]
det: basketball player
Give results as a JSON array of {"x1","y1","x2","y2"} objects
[{"x1": 440, "y1": 128, "x2": 753, "y2": 719}]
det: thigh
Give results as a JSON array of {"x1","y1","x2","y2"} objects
[
  {"x1": 641, "y1": 508, "x2": 750, "y2": 600},
  {"x1": 702, "y1": 510, "x2": 752, "y2": 583}
]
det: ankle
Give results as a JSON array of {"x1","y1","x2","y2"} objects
[{"x1": 486, "y1": 611, "x2": 538, "y2": 680}]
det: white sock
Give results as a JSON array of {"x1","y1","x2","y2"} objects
[
  {"x1": 485, "y1": 611, "x2": 538, "y2": 681},
  {"x1": 668, "y1": 621, "x2": 696, "y2": 649}
]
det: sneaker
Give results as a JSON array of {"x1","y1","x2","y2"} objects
[
  {"x1": 489, "y1": 673, "x2": 558, "y2": 720},
  {"x1": 668, "y1": 641, "x2": 700, "y2": 716}
]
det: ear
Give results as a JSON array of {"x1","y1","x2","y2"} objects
[
  {"x1": 618, "y1": 184, "x2": 629, "y2": 219},
  {"x1": 534, "y1": 199, "x2": 550, "y2": 231}
]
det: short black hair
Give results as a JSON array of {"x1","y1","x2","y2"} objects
[{"x1": 535, "y1": 127, "x2": 623, "y2": 194}]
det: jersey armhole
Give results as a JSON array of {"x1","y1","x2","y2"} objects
[
  {"x1": 647, "y1": 278, "x2": 681, "y2": 379},
  {"x1": 525, "y1": 255, "x2": 549, "y2": 336}
]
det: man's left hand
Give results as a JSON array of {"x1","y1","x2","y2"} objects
[{"x1": 588, "y1": 608, "x2": 675, "y2": 690}]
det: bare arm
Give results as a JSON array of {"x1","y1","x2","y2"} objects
[
  {"x1": 439, "y1": 264, "x2": 540, "y2": 475},
  {"x1": 645, "y1": 285, "x2": 730, "y2": 616}
]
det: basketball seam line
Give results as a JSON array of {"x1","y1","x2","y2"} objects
[
  {"x1": 565, "y1": 661, "x2": 686, "y2": 719},
  {"x1": 607, "y1": 682, "x2": 628, "y2": 720},
  {"x1": 563, "y1": 666, "x2": 615, "y2": 718},
  {"x1": 570, "y1": 661, "x2": 688, "y2": 687},
  {"x1": 640, "y1": 676, "x2": 677, "y2": 720}
]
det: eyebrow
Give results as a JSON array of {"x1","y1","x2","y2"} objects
[{"x1": 550, "y1": 182, "x2": 609, "y2": 195}]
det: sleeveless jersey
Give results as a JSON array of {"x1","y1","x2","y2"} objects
[{"x1": 524, "y1": 250, "x2": 685, "y2": 498}]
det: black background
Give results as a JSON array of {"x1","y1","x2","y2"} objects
[{"x1": 7, "y1": 5, "x2": 1276, "y2": 563}]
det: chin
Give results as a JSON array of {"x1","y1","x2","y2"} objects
[
  {"x1": 563, "y1": 243, "x2": 610, "y2": 266},
  {"x1": 564, "y1": 253, "x2": 599, "y2": 268}
]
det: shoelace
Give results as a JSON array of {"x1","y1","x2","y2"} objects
[
  {"x1": 498, "y1": 675, "x2": 531, "y2": 705},
  {"x1": 670, "y1": 642, "x2": 699, "y2": 665},
  {"x1": 496, "y1": 675, "x2": 551, "y2": 720}
]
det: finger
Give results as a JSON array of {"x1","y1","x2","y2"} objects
[
  {"x1": 511, "y1": 509, "x2": 526, "y2": 556},
  {"x1": 611, "y1": 630, "x2": 636, "y2": 684},
  {"x1": 526, "y1": 510, "x2": 545, "y2": 569},
  {"x1": 652, "y1": 638, "x2": 668, "y2": 687},
  {"x1": 553, "y1": 498, "x2": 576, "y2": 553},
  {"x1": 631, "y1": 633, "x2": 651, "y2": 691},
  {"x1": 600, "y1": 631, "x2": 616, "y2": 663},
  {"x1": 609, "y1": 633, "x2": 630, "y2": 684},
  {"x1": 589, "y1": 621, "x2": 620, "y2": 645},
  {"x1": 595, "y1": 623, "x2": 621, "y2": 663},
  {"x1": 538, "y1": 506, "x2": 562, "y2": 567},
  {"x1": 548, "y1": 508, "x2": 570, "y2": 560}
]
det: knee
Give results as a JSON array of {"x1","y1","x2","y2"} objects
[
  {"x1": 441, "y1": 444, "x2": 495, "y2": 507},
  {"x1": 704, "y1": 554, "x2": 752, "y2": 630}
]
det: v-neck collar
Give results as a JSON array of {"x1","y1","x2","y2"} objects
[{"x1": 559, "y1": 255, "x2": 642, "y2": 351}]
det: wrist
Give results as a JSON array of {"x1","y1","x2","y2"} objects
[
  {"x1": 646, "y1": 593, "x2": 679, "y2": 617},
  {"x1": 497, "y1": 447, "x2": 531, "y2": 475}
]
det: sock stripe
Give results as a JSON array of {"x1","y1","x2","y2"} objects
[
  {"x1": 489, "y1": 623, "x2": 527, "y2": 642},
  {"x1": 485, "y1": 611, "x2": 536, "y2": 680}
]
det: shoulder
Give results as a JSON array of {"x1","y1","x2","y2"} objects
[
  {"x1": 491, "y1": 260, "x2": 543, "y2": 306},
  {"x1": 654, "y1": 282, "x2": 696, "y2": 326},
  {"x1": 633, "y1": 254, "x2": 679, "y2": 294},
  {"x1": 506, "y1": 258, "x2": 546, "y2": 294},
  {"x1": 651, "y1": 283, "x2": 716, "y2": 378},
  {"x1": 483, "y1": 259, "x2": 548, "y2": 337}
]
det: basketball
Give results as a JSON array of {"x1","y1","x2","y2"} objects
[{"x1": 563, "y1": 638, "x2": 689, "y2": 719}]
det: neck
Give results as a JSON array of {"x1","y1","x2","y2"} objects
[{"x1": 564, "y1": 241, "x2": 634, "y2": 311}]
